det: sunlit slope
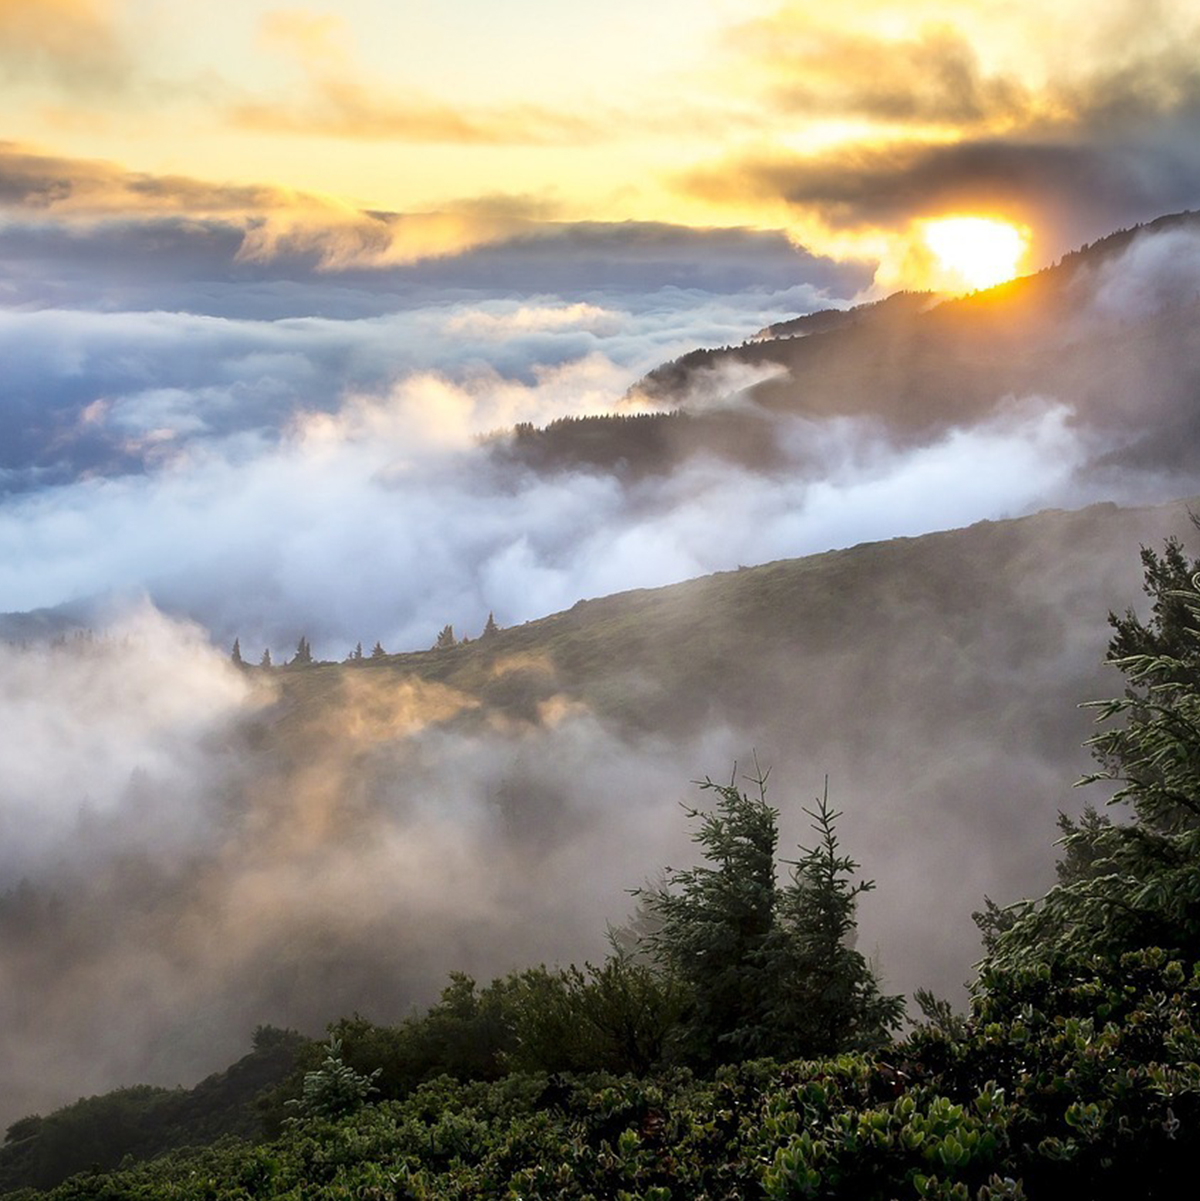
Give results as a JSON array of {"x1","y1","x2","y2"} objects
[
  {"x1": 263, "y1": 497, "x2": 1196, "y2": 755},
  {"x1": 639, "y1": 213, "x2": 1200, "y2": 431},
  {"x1": 499, "y1": 211, "x2": 1200, "y2": 476}
]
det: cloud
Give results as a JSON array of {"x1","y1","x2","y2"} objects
[
  {"x1": 230, "y1": 86, "x2": 604, "y2": 147},
  {"x1": 0, "y1": 604, "x2": 737, "y2": 1123},
  {"x1": 677, "y1": 1, "x2": 1200, "y2": 268},
  {"x1": 0, "y1": 145, "x2": 875, "y2": 285},
  {"x1": 0, "y1": 0, "x2": 130, "y2": 93},
  {"x1": 0, "y1": 370, "x2": 1098, "y2": 661},
  {"x1": 682, "y1": 129, "x2": 1200, "y2": 260},
  {"x1": 227, "y1": 7, "x2": 607, "y2": 146},
  {"x1": 1, "y1": 491, "x2": 1195, "y2": 1132},
  {"x1": 5, "y1": 225, "x2": 1200, "y2": 650},
  {"x1": 3, "y1": 217, "x2": 1200, "y2": 1130},
  {"x1": 728, "y1": 19, "x2": 1031, "y2": 126}
]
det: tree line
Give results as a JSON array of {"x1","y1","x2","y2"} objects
[{"x1": 228, "y1": 613, "x2": 503, "y2": 670}]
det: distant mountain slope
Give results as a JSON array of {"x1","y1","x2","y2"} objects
[
  {"x1": 492, "y1": 210, "x2": 1200, "y2": 476},
  {"x1": 248, "y1": 496, "x2": 1199, "y2": 1003}
]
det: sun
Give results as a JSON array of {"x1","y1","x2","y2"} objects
[{"x1": 920, "y1": 216, "x2": 1030, "y2": 291}]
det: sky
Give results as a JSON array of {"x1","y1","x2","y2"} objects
[
  {"x1": 4, "y1": 0, "x2": 1200, "y2": 1127},
  {"x1": 4, "y1": 0, "x2": 1200, "y2": 286}
]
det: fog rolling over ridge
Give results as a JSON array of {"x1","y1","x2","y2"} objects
[
  {"x1": 0, "y1": 217, "x2": 1199, "y2": 659},
  {"x1": 4, "y1": 213, "x2": 1200, "y2": 1126},
  {"x1": 0, "y1": 497, "x2": 1197, "y2": 1128}
]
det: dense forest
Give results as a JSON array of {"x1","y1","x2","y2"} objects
[{"x1": 3, "y1": 534, "x2": 1200, "y2": 1197}]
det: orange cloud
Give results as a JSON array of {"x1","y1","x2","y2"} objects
[
  {"x1": 728, "y1": 19, "x2": 1031, "y2": 128},
  {"x1": 233, "y1": 7, "x2": 605, "y2": 146},
  {"x1": 0, "y1": 0, "x2": 130, "y2": 91},
  {"x1": 231, "y1": 87, "x2": 602, "y2": 146},
  {"x1": 0, "y1": 142, "x2": 557, "y2": 269}
]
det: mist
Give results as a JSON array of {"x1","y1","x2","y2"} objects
[{"x1": 4, "y1": 218, "x2": 1200, "y2": 1129}]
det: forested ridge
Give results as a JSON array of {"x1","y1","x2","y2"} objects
[{"x1": 4, "y1": 533, "x2": 1200, "y2": 1197}]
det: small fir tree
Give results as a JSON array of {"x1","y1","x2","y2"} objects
[
  {"x1": 285, "y1": 1037, "x2": 379, "y2": 1121},
  {"x1": 482, "y1": 612, "x2": 499, "y2": 639},
  {"x1": 434, "y1": 624, "x2": 457, "y2": 650},
  {"x1": 230, "y1": 637, "x2": 243, "y2": 667},
  {"x1": 289, "y1": 635, "x2": 313, "y2": 666},
  {"x1": 371, "y1": 641, "x2": 386, "y2": 659},
  {"x1": 260, "y1": 648, "x2": 272, "y2": 668}
]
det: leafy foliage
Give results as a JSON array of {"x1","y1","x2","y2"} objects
[
  {"x1": 16, "y1": 948, "x2": 1200, "y2": 1200},
  {"x1": 0, "y1": 1027, "x2": 306, "y2": 1193}
]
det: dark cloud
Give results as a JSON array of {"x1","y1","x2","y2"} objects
[
  {"x1": 682, "y1": 5, "x2": 1200, "y2": 257},
  {"x1": 732, "y1": 22, "x2": 1030, "y2": 126},
  {"x1": 683, "y1": 129, "x2": 1200, "y2": 258},
  {"x1": 0, "y1": 144, "x2": 872, "y2": 290}
]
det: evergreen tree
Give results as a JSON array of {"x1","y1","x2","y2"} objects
[
  {"x1": 260, "y1": 648, "x2": 272, "y2": 668},
  {"x1": 230, "y1": 637, "x2": 243, "y2": 667},
  {"x1": 638, "y1": 766, "x2": 900, "y2": 1067},
  {"x1": 371, "y1": 641, "x2": 386, "y2": 659},
  {"x1": 986, "y1": 536, "x2": 1200, "y2": 972},
  {"x1": 352, "y1": 641, "x2": 363, "y2": 661},
  {"x1": 289, "y1": 636, "x2": 313, "y2": 667},
  {"x1": 482, "y1": 612, "x2": 499, "y2": 639},
  {"x1": 285, "y1": 1038, "x2": 379, "y2": 1122},
  {"x1": 637, "y1": 769, "x2": 778, "y2": 1066},
  {"x1": 434, "y1": 624, "x2": 457, "y2": 650},
  {"x1": 765, "y1": 781, "x2": 905, "y2": 1054}
]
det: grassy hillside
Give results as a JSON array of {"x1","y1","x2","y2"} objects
[{"x1": 239, "y1": 496, "x2": 1200, "y2": 1010}]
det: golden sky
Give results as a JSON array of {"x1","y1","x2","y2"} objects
[{"x1": 3, "y1": 0, "x2": 1200, "y2": 288}]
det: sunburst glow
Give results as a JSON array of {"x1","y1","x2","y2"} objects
[{"x1": 922, "y1": 216, "x2": 1029, "y2": 290}]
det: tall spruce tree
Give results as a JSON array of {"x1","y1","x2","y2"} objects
[
  {"x1": 638, "y1": 769, "x2": 778, "y2": 1066},
  {"x1": 766, "y1": 782, "x2": 905, "y2": 1054},
  {"x1": 638, "y1": 767, "x2": 900, "y2": 1067},
  {"x1": 986, "y1": 532, "x2": 1200, "y2": 972}
]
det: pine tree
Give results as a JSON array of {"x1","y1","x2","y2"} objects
[
  {"x1": 986, "y1": 534, "x2": 1200, "y2": 971},
  {"x1": 260, "y1": 648, "x2": 272, "y2": 668},
  {"x1": 371, "y1": 641, "x2": 386, "y2": 659},
  {"x1": 482, "y1": 612, "x2": 499, "y2": 639},
  {"x1": 766, "y1": 781, "x2": 904, "y2": 1054},
  {"x1": 353, "y1": 641, "x2": 363, "y2": 661},
  {"x1": 434, "y1": 624, "x2": 457, "y2": 650},
  {"x1": 637, "y1": 766, "x2": 900, "y2": 1066},
  {"x1": 289, "y1": 635, "x2": 313, "y2": 667},
  {"x1": 637, "y1": 768, "x2": 777, "y2": 1066},
  {"x1": 230, "y1": 637, "x2": 243, "y2": 667},
  {"x1": 285, "y1": 1037, "x2": 380, "y2": 1121}
]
